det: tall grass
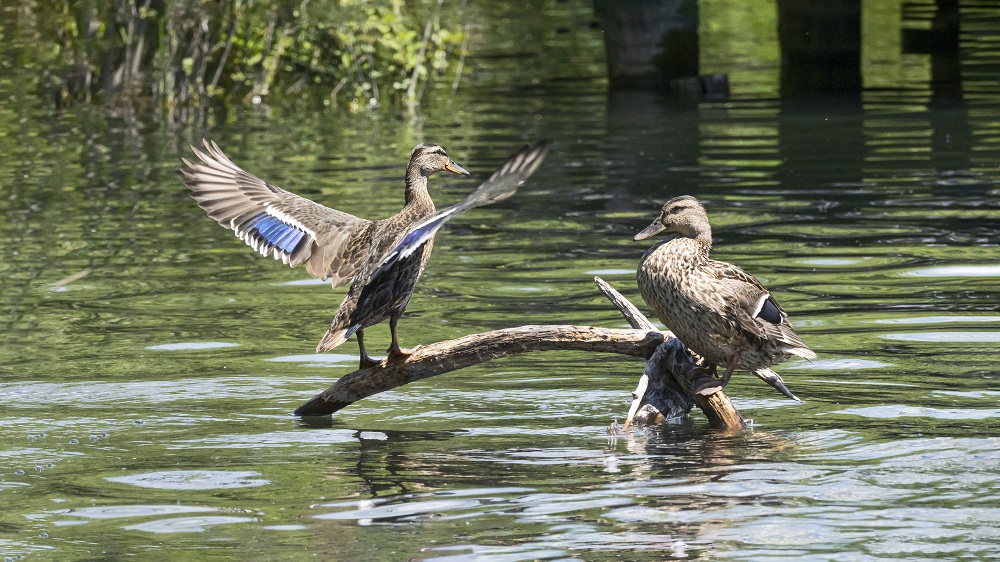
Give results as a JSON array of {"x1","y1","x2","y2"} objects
[{"x1": 3, "y1": 0, "x2": 465, "y2": 116}]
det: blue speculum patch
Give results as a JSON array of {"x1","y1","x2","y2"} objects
[{"x1": 247, "y1": 214, "x2": 306, "y2": 254}]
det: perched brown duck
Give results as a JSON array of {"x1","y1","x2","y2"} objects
[
  {"x1": 183, "y1": 140, "x2": 549, "y2": 369},
  {"x1": 634, "y1": 195, "x2": 815, "y2": 400}
]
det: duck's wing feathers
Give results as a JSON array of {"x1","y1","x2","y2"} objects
[
  {"x1": 369, "y1": 140, "x2": 551, "y2": 279},
  {"x1": 714, "y1": 262, "x2": 816, "y2": 360},
  {"x1": 182, "y1": 139, "x2": 372, "y2": 287}
]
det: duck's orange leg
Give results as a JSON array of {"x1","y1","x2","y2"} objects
[{"x1": 386, "y1": 313, "x2": 417, "y2": 363}]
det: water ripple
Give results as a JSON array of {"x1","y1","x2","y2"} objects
[
  {"x1": 123, "y1": 515, "x2": 257, "y2": 533},
  {"x1": 875, "y1": 315, "x2": 999, "y2": 325},
  {"x1": 881, "y1": 332, "x2": 1000, "y2": 343},
  {"x1": 167, "y1": 430, "x2": 356, "y2": 449},
  {"x1": 795, "y1": 358, "x2": 890, "y2": 370},
  {"x1": 0, "y1": 377, "x2": 300, "y2": 407},
  {"x1": 266, "y1": 353, "x2": 356, "y2": 365},
  {"x1": 107, "y1": 470, "x2": 270, "y2": 490},
  {"x1": 58, "y1": 505, "x2": 217, "y2": 519},
  {"x1": 905, "y1": 265, "x2": 1000, "y2": 277},
  {"x1": 836, "y1": 405, "x2": 1000, "y2": 420},
  {"x1": 145, "y1": 342, "x2": 241, "y2": 351}
]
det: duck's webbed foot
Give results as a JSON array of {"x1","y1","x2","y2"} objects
[
  {"x1": 693, "y1": 373, "x2": 724, "y2": 396},
  {"x1": 386, "y1": 343, "x2": 419, "y2": 363},
  {"x1": 385, "y1": 313, "x2": 418, "y2": 364},
  {"x1": 691, "y1": 353, "x2": 741, "y2": 396},
  {"x1": 682, "y1": 363, "x2": 722, "y2": 396},
  {"x1": 718, "y1": 352, "x2": 740, "y2": 387}
]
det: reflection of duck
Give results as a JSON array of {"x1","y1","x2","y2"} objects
[
  {"x1": 183, "y1": 140, "x2": 549, "y2": 369},
  {"x1": 634, "y1": 196, "x2": 815, "y2": 400}
]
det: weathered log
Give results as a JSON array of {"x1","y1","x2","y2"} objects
[
  {"x1": 593, "y1": 276, "x2": 658, "y2": 332},
  {"x1": 593, "y1": 277, "x2": 745, "y2": 430},
  {"x1": 593, "y1": 276, "x2": 690, "y2": 426},
  {"x1": 294, "y1": 278, "x2": 745, "y2": 431},
  {"x1": 294, "y1": 325, "x2": 663, "y2": 416}
]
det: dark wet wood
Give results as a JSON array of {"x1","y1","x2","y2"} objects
[{"x1": 594, "y1": 277, "x2": 745, "y2": 430}]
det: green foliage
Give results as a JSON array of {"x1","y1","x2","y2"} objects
[{"x1": 5, "y1": 0, "x2": 465, "y2": 113}]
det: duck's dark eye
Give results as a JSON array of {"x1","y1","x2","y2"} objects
[{"x1": 669, "y1": 205, "x2": 690, "y2": 214}]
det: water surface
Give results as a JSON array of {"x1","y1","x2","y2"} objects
[{"x1": 2, "y1": 1, "x2": 1000, "y2": 560}]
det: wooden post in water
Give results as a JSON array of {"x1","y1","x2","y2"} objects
[
  {"x1": 294, "y1": 278, "x2": 746, "y2": 431},
  {"x1": 593, "y1": 0, "x2": 699, "y2": 90},
  {"x1": 777, "y1": 0, "x2": 862, "y2": 93}
]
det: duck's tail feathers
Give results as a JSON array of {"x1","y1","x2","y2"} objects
[
  {"x1": 754, "y1": 368, "x2": 801, "y2": 402},
  {"x1": 316, "y1": 324, "x2": 360, "y2": 353},
  {"x1": 786, "y1": 345, "x2": 817, "y2": 360}
]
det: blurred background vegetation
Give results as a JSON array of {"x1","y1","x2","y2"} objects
[
  {"x1": 3, "y1": 0, "x2": 468, "y2": 117},
  {"x1": 1, "y1": 0, "x2": 984, "y2": 125}
]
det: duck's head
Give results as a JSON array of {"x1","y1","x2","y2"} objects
[
  {"x1": 634, "y1": 195, "x2": 710, "y2": 241},
  {"x1": 410, "y1": 144, "x2": 470, "y2": 177}
]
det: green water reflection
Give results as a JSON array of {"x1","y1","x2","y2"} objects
[{"x1": 3, "y1": 0, "x2": 1000, "y2": 560}]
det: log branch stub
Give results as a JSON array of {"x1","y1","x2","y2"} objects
[
  {"x1": 594, "y1": 276, "x2": 658, "y2": 332},
  {"x1": 593, "y1": 276, "x2": 745, "y2": 431},
  {"x1": 628, "y1": 338, "x2": 694, "y2": 426},
  {"x1": 294, "y1": 325, "x2": 663, "y2": 417},
  {"x1": 661, "y1": 343, "x2": 746, "y2": 430}
]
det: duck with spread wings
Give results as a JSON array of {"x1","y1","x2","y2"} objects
[{"x1": 183, "y1": 140, "x2": 550, "y2": 369}]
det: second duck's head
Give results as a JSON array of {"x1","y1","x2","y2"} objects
[
  {"x1": 634, "y1": 195, "x2": 711, "y2": 241},
  {"x1": 410, "y1": 144, "x2": 470, "y2": 177}
]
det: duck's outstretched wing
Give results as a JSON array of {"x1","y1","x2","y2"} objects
[
  {"x1": 313, "y1": 140, "x2": 551, "y2": 353},
  {"x1": 371, "y1": 140, "x2": 551, "y2": 277},
  {"x1": 715, "y1": 262, "x2": 816, "y2": 360},
  {"x1": 181, "y1": 139, "x2": 373, "y2": 287}
]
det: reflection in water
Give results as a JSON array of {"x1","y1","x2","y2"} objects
[
  {"x1": 305, "y1": 427, "x2": 1000, "y2": 558},
  {"x1": 145, "y1": 342, "x2": 241, "y2": 351},
  {"x1": 106, "y1": 471, "x2": 270, "y2": 490},
  {"x1": 122, "y1": 516, "x2": 258, "y2": 534},
  {"x1": 59, "y1": 505, "x2": 218, "y2": 519},
  {"x1": 2, "y1": 0, "x2": 1000, "y2": 559}
]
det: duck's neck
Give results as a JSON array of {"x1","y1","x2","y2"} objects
[
  {"x1": 403, "y1": 166, "x2": 435, "y2": 211},
  {"x1": 686, "y1": 227, "x2": 713, "y2": 258}
]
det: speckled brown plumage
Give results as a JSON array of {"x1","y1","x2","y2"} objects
[
  {"x1": 183, "y1": 140, "x2": 471, "y2": 368},
  {"x1": 634, "y1": 195, "x2": 815, "y2": 399},
  {"x1": 183, "y1": 139, "x2": 550, "y2": 370},
  {"x1": 315, "y1": 140, "x2": 550, "y2": 366}
]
